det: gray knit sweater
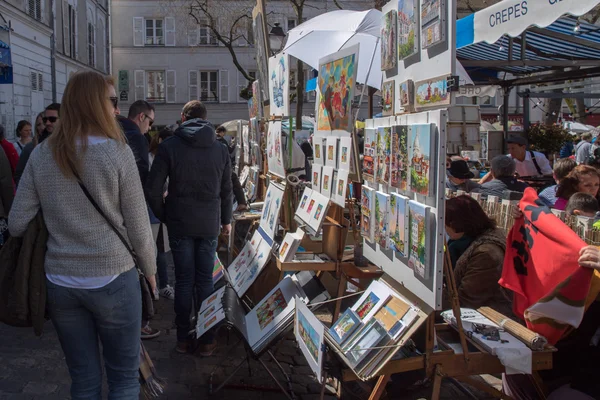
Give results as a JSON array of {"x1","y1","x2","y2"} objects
[{"x1": 8, "y1": 139, "x2": 157, "y2": 278}]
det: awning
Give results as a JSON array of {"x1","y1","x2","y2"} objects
[
  {"x1": 456, "y1": 0, "x2": 599, "y2": 48},
  {"x1": 0, "y1": 39, "x2": 11, "y2": 67}
]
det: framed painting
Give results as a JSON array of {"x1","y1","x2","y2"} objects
[
  {"x1": 381, "y1": 80, "x2": 395, "y2": 117},
  {"x1": 380, "y1": 10, "x2": 397, "y2": 71},
  {"x1": 268, "y1": 53, "x2": 290, "y2": 117},
  {"x1": 398, "y1": 0, "x2": 418, "y2": 60},
  {"x1": 414, "y1": 76, "x2": 450, "y2": 111},
  {"x1": 316, "y1": 45, "x2": 360, "y2": 133}
]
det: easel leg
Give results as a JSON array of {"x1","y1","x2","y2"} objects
[
  {"x1": 319, "y1": 371, "x2": 328, "y2": 400},
  {"x1": 334, "y1": 273, "x2": 347, "y2": 322},
  {"x1": 431, "y1": 364, "x2": 443, "y2": 400},
  {"x1": 367, "y1": 374, "x2": 390, "y2": 400},
  {"x1": 257, "y1": 356, "x2": 295, "y2": 400}
]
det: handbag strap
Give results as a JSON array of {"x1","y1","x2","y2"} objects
[{"x1": 71, "y1": 168, "x2": 137, "y2": 261}]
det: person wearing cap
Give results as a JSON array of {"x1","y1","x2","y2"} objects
[
  {"x1": 505, "y1": 135, "x2": 553, "y2": 178},
  {"x1": 473, "y1": 155, "x2": 529, "y2": 198},
  {"x1": 446, "y1": 159, "x2": 480, "y2": 193}
]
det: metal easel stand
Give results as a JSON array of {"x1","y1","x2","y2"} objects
[{"x1": 207, "y1": 328, "x2": 297, "y2": 400}]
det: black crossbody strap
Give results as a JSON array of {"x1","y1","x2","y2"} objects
[
  {"x1": 72, "y1": 168, "x2": 137, "y2": 260},
  {"x1": 529, "y1": 151, "x2": 543, "y2": 176}
]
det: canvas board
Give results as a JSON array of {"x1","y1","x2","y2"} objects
[
  {"x1": 381, "y1": 10, "x2": 397, "y2": 71},
  {"x1": 360, "y1": 185, "x2": 376, "y2": 243},
  {"x1": 409, "y1": 124, "x2": 435, "y2": 196},
  {"x1": 391, "y1": 125, "x2": 409, "y2": 190},
  {"x1": 375, "y1": 192, "x2": 391, "y2": 250},
  {"x1": 421, "y1": 0, "x2": 446, "y2": 49},
  {"x1": 398, "y1": 0, "x2": 419, "y2": 60},
  {"x1": 376, "y1": 127, "x2": 391, "y2": 185},
  {"x1": 267, "y1": 121, "x2": 286, "y2": 178},
  {"x1": 362, "y1": 128, "x2": 377, "y2": 183},
  {"x1": 381, "y1": 80, "x2": 395, "y2": 116},
  {"x1": 398, "y1": 80, "x2": 414, "y2": 113},
  {"x1": 269, "y1": 53, "x2": 290, "y2": 117},
  {"x1": 316, "y1": 45, "x2": 360, "y2": 134},
  {"x1": 389, "y1": 193, "x2": 409, "y2": 256},
  {"x1": 295, "y1": 298, "x2": 325, "y2": 383},
  {"x1": 408, "y1": 200, "x2": 431, "y2": 281},
  {"x1": 414, "y1": 76, "x2": 450, "y2": 111},
  {"x1": 333, "y1": 168, "x2": 349, "y2": 208},
  {"x1": 259, "y1": 182, "x2": 285, "y2": 243}
]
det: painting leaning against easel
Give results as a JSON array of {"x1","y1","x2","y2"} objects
[
  {"x1": 380, "y1": 10, "x2": 397, "y2": 71},
  {"x1": 398, "y1": 0, "x2": 418, "y2": 59},
  {"x1": 316, "y1": 45, "x2": 359, "y2": 133},
  {"x1": 269, "y1": 53, "x2": 290, "y2": 117},
  {"x1": 381, "y1": 80, "x2": 395, "y2": 116},
  {"x1": 414, "y1": 76, "x2": 450, "y2": 111}
]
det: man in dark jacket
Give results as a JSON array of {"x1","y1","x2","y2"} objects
[
  {"x1": 473, "y1": 155, "x2": 528, "y2": 198},
  {"x1": 118, "y1": 100, "x2": 154, "y2": 185},
  {"x1": 146, "y1": 100, "x2": 233, "y2": 355},
  {"x1": 14, "y1": 103, "x2": 60, "y2": 185},
  {"x1": 215, "y1": 126, "x2": 247, "y2": 211}
]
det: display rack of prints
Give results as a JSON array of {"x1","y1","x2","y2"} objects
[
  {"x1": 363, "y1": 128, "x2": 377, "y2": 183},
  {"x1": 391, "y1": 125, "x2": 409, "y2": 190},
  {"x1": 329, "y1": 309, "x2": 362, "y2": 345},
  {"x1": 376, "y1": 127, "x2": 391, "y2": 185},
  {"x1": 316, "y1": 45, "x2": 359, "y2": 134},
  {"x1": 408, "y1": 200, "x2": 431, "y2": 280},
  {"x1": 360, "y1": 186, "x2": 376, "y2": 243},
  {"x1": 381, "y1": 10, "x2": 397, "y2": 71},
  {"x1": 333, "y1": 168, "x2": 350, "y2": 208},
  {"x1": 338, "y1": 136, "x2": 353, "y2": 171},
  {"x1": 321, "y1": 166, "x2": 334, "y2": 198},
  {"x1": 409, "y1": 124, "x2": 435, "y2": 196},
  {"x1": 389, "y1": 193, "x2": 409, "y2": 256},
  {"x1": 381, "y1": 80, "x2": 395, "y2": 116},
  {"x1": 258, "y1": 182, "x2": 285, "y2": 244},
  {"x1": 325, "y1": 136, "x2": 338, "y2": 168},
  {"x1": 398, "y1": 0, "x2": 418, "y2": 60},
  {"x1": 267, "y1": 121, "x2": 286, "y2": 178},
  {"x1": 414, "y1": 76, "x2": 450, "y2": 111},
  {"x1": 294, "y1": 297, "x2": 325, "y2": 383},
  {"x1": 421, "y1": 0, "x2": 446, "y2": 49},
  {"x1": 375, "y1": 192, "x2": 391, "y2": 250},
  {"x1": 268, "y1": 53, "x2": 290, "y2": 117}
]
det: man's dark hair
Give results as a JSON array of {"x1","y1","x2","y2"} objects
[
  {"x1": 553, "y1": 158, "x2": 577, "y2": 181},
  {"x1": 566, "y1": 192, "x2": 599, "y2": 216},
  {"x1": 182, "y1": 100, "x2": 207, "y2": 120},
  {"x1": 216, "y1": 126, "x2": 226, "y2": 134},
  {"x1": 45, "y1": 103, "x2": 61, "y2": 112},
  {"x1": 128, "y1": 100, "x2": 155, "y2": 119}
]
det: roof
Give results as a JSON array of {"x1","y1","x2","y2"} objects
[{"x1": 457, "y1": 17, "x2": 600, "y2": 76}]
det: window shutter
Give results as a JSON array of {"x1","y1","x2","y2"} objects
[
  {"x1": 134, "y1": 70, "x2": 145, "y2": 100},
  {"x1": 165, "y1": 17, "x2": 176, "y2": 46},
  {"x1": 38, "y1": 73, "x2": 43, "y2": 92},
  {"x1": 30, "y1": 71, "x2": 38, "y2": 91},
  {"x1": 133, "y1": 17, "x2": 143, "y2": 46},
  {"x1": 219, "y1": 69, "x2": 229, "y2": 103},
  {"x1": 166, "y1": 70, "x2": 176, "y2": 103},
  {"x1": 63, "y1": 1, "x2": 70, "y2": 56},
  {"x1": 188, "y1": 27, "x2": 199, "y2": 46},
  {"x1": 188, "y1": 70, "x2": 198, "y2": 101}
]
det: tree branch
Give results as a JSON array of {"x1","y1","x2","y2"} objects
[{"x1": 332, "y1": 0, "x2": 344, "y2": 10}]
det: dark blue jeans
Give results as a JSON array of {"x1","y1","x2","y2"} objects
[
  {"x1": 169, "y1": 236, "x2": 218, "y2": 342},
  {"x1": 46, "y1": 268, "x2": 141, "y2": 400}
]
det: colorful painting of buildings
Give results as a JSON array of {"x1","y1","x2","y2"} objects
[
  {"x1": 398, "y1": 0, "x2": 417, "y2": 59},
  {"x1": 409, "y1": 124, "x2": 433, "y2": 196},
  {"x1": 415, "y1": 77, "x2": 449, "y2": 109}
]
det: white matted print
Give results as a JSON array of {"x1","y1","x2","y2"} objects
[
  {"x1": 338, "y1": 136, "x2": 352, "y2": 171},
  {"x1": 196, "y1": 306, "x2": 226, "y2": 339},
  {"x1": 259, "y1": 182, "x2": 285, "y2": 242},
  {"x1": 320, "y1": 166, "x2": 334, "y2": 198},
  {"x1": 269, "y1": 53, "x2": 290, "y2": 117},
  {"x1": 312, "y1": 164, "x2": 322, "y2": 193},
  {"x1": 296, "y1": 187, "x2": 314, "y2": 223},
  {"x1": 267, "y1": 121, "x2": 286, "y2": 178},
  {"x1": 295, "y1": 297, "x2": 325, "y2": 383},
  {"x1": 333, "y1": 168, "x2": 349, "y2": 208},
  {"x1": 307, "y1": 190, "x2": 330, "y2": 233},
  {"x1": 279, "y1": 228, "x2": 305, "y2": 263},
  {"x1": 325, "y1": 136, "x2": 338, "y2": 168},
  {"x1": 313, "y1": 137, "x2": 325, "y2": 166}
]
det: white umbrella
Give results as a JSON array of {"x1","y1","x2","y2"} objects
[
  {"x1": 283, "y1": 9, "x2": 382, "y2": 89},
  {"x1": 219, "y1": 119, "x2": 248, "y2": 135},
  {"x1": 563, "y1": 121, "x2": 590, "y2": 133},
  {"x1": 480, "y1": 121, "x2": 495, "y2": 131}
]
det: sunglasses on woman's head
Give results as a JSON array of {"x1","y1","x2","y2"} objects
[
  {"x1": 109, "y1": 97, "x2": 118, "y2": 108},
  {"x1": 42, "y1": 116, "x2": 58, "y2": 123}
]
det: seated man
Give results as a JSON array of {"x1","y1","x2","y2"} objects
[
  {"x1": 473, "y1": 155, "x2": 528, "y2": 198},
  {"x1": 539, "y1": 158, "x2": 577, "y2": 207},
  {"x1": 446, "y1": 159, "x2": 480, "y2": 193}
]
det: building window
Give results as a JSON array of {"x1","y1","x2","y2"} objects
[
  {"x1": 30, "y1": 71, "x2": 43, "y2": 92},
  {"x1": 287, "y1": 19, "x2": 296, "y2": 31},
  {"x1": 87, "y1": 23, "x2": 96, "y2": 67},
  {"x1": 146, "y1": 71, "x2": 165, "y2": 102},
  {"x1": 145, "y1": 19, "x2": 164, "y2": 46},
  {"x1": 238, "y1": 70, "x2": 255, "y2": 103},
  {"x1": 199, "y1": 71, "x2": 218, "y2": 102},
  {"x1": 28, "y1": 0, "x2": 42, "y2": 21},
  {"x1": 198, "y1": 18, "x2": 218, "y2": 46},
  {"x1": 63, "y1": 2, "x2": 77, "y2": 58}
]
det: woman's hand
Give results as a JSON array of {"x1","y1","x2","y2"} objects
[
  {"x1": 512, "y1": 206, "x2": 524, "y2": 220},
  {"x1": 146, "y1": 274, "x2": 157, "y2": 294},
  {"x1": 578, "y1": 246, "x2": 600, "y2": 270}
]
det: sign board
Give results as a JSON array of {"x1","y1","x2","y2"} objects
[
  {"x1": 118, "y1": 70, "x2": 129, "y2": 91},
  {"x1": 119, "y1": 91, "x2": 128, "y2": 102}
]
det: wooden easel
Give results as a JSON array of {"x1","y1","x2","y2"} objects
[{"x1": 340, "y1": 245, "x2": 554, "y2": 400}]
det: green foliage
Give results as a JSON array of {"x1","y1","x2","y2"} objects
[
  {"x1": 399, "y1": 30, "x2": 415, "y2": 59},
  {"x1": 410, "y1": 168, "x2": 429, "y2": 194},
  {"x1": 526, "y1": 124, "x2": 571, "y2": 155}
]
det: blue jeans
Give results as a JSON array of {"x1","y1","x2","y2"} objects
[
  {"x1": 157, "y1": 251, "x2": 169, "y2": 290},
  {"x1": 46, "y1": 268, "x2": 142, "y2": 400},
  {"x1": 169, "y1": 236, "x2": 218, "y2": 342}
]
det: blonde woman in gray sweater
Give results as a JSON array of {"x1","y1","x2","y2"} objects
[{"x1": 8, "y1": 71, "x2": 156, "y2": 399}]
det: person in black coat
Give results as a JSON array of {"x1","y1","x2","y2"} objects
[
  {"x1": 118, "y1": 101, "x2": 155, "y2": 186},
  {"x1": 146, "y1": 100, "x2": 233, "y2": 355}
]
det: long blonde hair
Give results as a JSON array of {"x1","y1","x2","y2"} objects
[{"x1": 49, "y1": 71, "x2": 125, "y2": 179}]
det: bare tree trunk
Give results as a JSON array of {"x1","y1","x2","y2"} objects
[
  {"x1": 544, "y1": 89, "x2": 563, "y2": 125},
  {"x1": 293, "y1": 1, "x2": 305, "y2": 130},
  {"x1": 576, "y1": 97, "x2": 587, "y2": 124}
]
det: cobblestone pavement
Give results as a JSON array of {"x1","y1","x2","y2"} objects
[{"x1": 0, "y1": 255, "x2": 496, "y2": 400}]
